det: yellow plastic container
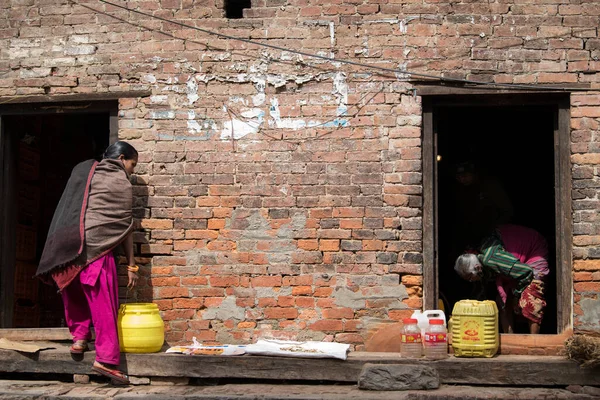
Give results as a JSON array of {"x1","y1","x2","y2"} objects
[
  {"x1": 118, "y1": 303, "x2": 164, "y2": 353},
  {"x1": 450, "y1": 299, "x2": 499, "y2": 358}
]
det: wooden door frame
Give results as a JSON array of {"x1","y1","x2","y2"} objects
[
  {"x1": 0, "y1": 100, "x2": 120, "y2": 328},
  {"x1": 421, "y1": 92, "x2": 573, "y2": 334}
]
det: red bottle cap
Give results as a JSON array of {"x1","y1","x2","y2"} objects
[
  {"x1": 429, "y1": 319, "x2": 444, "y2": 325},
  {"x1": 403, "y1": 318, "x2": 418, "y2": 324}
]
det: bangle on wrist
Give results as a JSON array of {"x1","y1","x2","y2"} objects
[{"x1": 127, "y1": 265, "x2": 139, "y2": 272}]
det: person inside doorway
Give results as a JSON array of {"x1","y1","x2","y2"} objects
[
  {"x1": 454, "y1": 224, "x2": 549, "y2": 334},
  {"x1": 35, "y1": 141, "x2": 139, "y2": 384},
  {"x1": 451, "y1": 159, "x2": 514, "y2": 250}
]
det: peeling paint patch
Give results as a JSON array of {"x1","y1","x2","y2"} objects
[
  {"x1": 186, "y1": 76, "x2": 199, "y2": 105},
  {"x1": 149, "y1": 110, "x2": 175, "y2": 120},
  {"x1": 252, "y1": 77, "x2": 266, "y2": 106},
  {"x1": 150, "y1": 95, "x2": 168, "y2": 104},
  {"x1": 142, "y1": 74, "x2": 157, "y2": 84},
  {"x1": 329, "y1": 22, "x2": 335, "y2": 48},
  {"x1": 221, "y1": 107, "x2": 264, "y2": 139}
]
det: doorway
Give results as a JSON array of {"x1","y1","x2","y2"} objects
[
  {"x1": 0, "y1": 103, "x2": 114, "y2": 328},
  {"x1": 422, "y1": 93, "x2": 573, "y2": 335}
]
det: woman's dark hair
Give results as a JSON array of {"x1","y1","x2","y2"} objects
[{"x1": 103, "y1": 141, "x2": 138, "y2": 160}]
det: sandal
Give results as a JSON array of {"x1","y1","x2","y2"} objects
[
  {"x1": 70, "y1": 340, "x2": 89, "y2": 354},
  {"x1": 91, "y1": 362, "x2": 130, "y2": 385}
]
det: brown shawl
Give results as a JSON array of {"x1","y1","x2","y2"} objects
[{"x1": 47, "y1": 159, "x2": 134, "y2": 290}]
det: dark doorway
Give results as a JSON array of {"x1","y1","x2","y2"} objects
[
  {"x1": 435, "y1": 104, "x2": 557, "y2": 334},
  {"x1": 225, "y1": 0, "x2": 251, "y2": 18},
  {"x1": 1, "y1": 111, "x2": 110, "y2": 328}
]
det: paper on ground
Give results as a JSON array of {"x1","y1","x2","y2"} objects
[
  {"x1": 244, "y1": 339, "x2": 350, "y2": 360},
  {"x1": 166, "y1": 337, "x2": 246, "y2": 356},
  {"x1": 0, "y1": 338, "x2": 55, "y2": 353}
]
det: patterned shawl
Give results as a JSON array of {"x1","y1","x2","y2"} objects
[{"x1": 36, "y1": 159, "x2": 134, "y2": 289}]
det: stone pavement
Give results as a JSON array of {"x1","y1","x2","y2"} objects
[{"x1": 0, "y1": 379, "x2": 599, "y2": 400}]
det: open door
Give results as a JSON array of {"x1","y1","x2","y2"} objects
[
  {"x1": 423, "y1": 93, "x2": 572, "y2": 334},
  {"x1": 0, "y1": 102, "x2": 115, "y2": 328}
]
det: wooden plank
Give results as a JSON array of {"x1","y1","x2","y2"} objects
[
  {"x1": 556, "y1": 99, "x2": 573, "y2": 334},
  {"x1": 414, "y1": 84, "x2": 590, "y2": 97},
  {"x1": 1, "y1": 347, "x2": 598, "y2": 387},
  {"x1": 109, "y1": 108, "x2": 119, "y2": 144},
  {"x1": 417, "y1": 92, "x2": 572, "y2": 108},
  {"x1": 422, "y1": 100, "x2": 436, "y2": 311},
  {"x1": 0, "y1": 91, "x2": 152, "y2": 105},
  {"x1": 0, "y1": 328, "x2": 76, "y2": 341}
]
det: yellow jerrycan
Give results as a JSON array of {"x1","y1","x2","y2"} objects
[
  {"x1": 118, "y1": 303, "x2": 165, "y2": 353},
  {"x1": 450, "y1": 299, "x2": 499, "y2": 358}
]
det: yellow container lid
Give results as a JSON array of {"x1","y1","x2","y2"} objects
[{"x1": 451, "y1": 300, "x2": 498, "y2": 316}]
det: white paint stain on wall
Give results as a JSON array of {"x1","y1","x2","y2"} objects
[
  {"x1": 332, "y1": 72, "x2": 348, "y2": 116},
  {"x1": 221, "y1": 107, "x2": 264, "y2": 139},
  {"x1": 268, "y1": 98, "x2": 312, "y2": 130}
]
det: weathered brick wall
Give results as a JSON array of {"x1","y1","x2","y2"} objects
[{"x1": 1, "y1": 1, "x2": 599, "y2": 345}]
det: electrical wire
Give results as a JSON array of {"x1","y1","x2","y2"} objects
[{"x1": 80, "y1": 0, "x2": 592, "y2": 92}]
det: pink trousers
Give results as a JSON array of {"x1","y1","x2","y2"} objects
[{"x1": 61, "y1": 253, "x2": 120, "y2": 365}]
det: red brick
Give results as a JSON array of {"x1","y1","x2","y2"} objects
[
  {"x1": 323, "y1": 307, "x2": 354, "y2": 319},
  {"x1": 314, "y1": 287, "x2": 333, "y2": 297},
  {"x1": 295, "y1": 297, "x2": 315, "y2": 308},
  {"x1": 335, "y1": 333, "x2": 364, "y2": 344},
  {"x1": 150, "y1": 277, "x2": 180, "y2": 287},
  {"x1": 574, "y1": 282, "x2": 600, "y2": 292},
  {"x1": 181, "y1": 276, "x2": 208, "y2": 285},
  {"x1": 207, "y1": 219, "x2": 226, "y2": 229},
  {"x1": 210, "y1": 276, "x2": 240, "y2": 287},
  {"x1": 339, "y1": 219, "x2": 362, "y2": 229},
  {"x1": 297, "y1": 239, "x2": 319, "y2": 250},
  {"x1": 158, "y1": 288, "x2": 189, "y2": 299},
  {"x1": 251, "y1": 276, "x2": 282, "y2": 287},
  {"x1": 574, "y1": 259, "x2": 600, "y2": 271},
  {"x1": 173, "y1": 298, "x2": 203, "y2": 309},
  {"x1": 319, "y1": 239, "x2": 340, "y2": 251},
  {"x1": 309, "y1": 319, "x2": 343, "y2": 332},
  {"x1": 264, "y1": 307, "x2": 298, "y2": 319},
  {"x1": 291, "y1": 286, "x2": 313, "y2": 296},
  {"x1": 258, "y1": 297, "x2": 278, "y2": 307},
  {"x1": 277, "y1": 296, "x2": 295, "y2": 307},
  {"x1": 141, "y1": 219, "x2": 173, "y2": 229}
]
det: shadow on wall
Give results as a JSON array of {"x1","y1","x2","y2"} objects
[{"x1": 118, "y1": 175, "x2": 151, "y2": 305}]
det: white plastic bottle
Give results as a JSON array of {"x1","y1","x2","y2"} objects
[
  {"x1": 423, "y1": 318, "x2": 448, "y2": 359},
  {"x1": 400, "y1": 318, "x2": 422, "y2": 358}
]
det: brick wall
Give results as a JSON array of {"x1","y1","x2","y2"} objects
[{"x1": 1, "y1": 0, "x2": 599, "y2": 346}]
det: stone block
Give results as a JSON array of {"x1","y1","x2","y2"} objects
[
  {"x1": 129, "y1": 376, "x2": 151, "y2": 385},
  {"x1": 358, "y1": 363, "x2": 439, "y2": 391},
  {"x1": 73, "y1": 374, "x2": 90, "y2": 384}
]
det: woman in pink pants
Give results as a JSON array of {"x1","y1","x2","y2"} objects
[{"x1": 36, "y1": 141, "x2": 139, "y2": 384}]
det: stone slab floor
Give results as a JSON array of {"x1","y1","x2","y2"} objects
[{"x1": 1, "y1": 379, "x2": 599, "y2": 400}]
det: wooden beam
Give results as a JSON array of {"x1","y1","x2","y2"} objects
[
  {"x1": 414, "y1": 83, "x2": 590, "y2": 97},
  {"x1": 555, "y1": 99, "x2": 573, "y2": 334},
  {"x1": 422, "y1": 100, "x2": 436, "y2": 311},
  {"x1": 0, "y1": 328, "x2": 78, "y2": 341},
  {"x1": 0, "y1": 347, "x2": 598, "y2": 387},
  {"x1": 0, "y1": 91, "x2": 152, "y2": 105}
]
